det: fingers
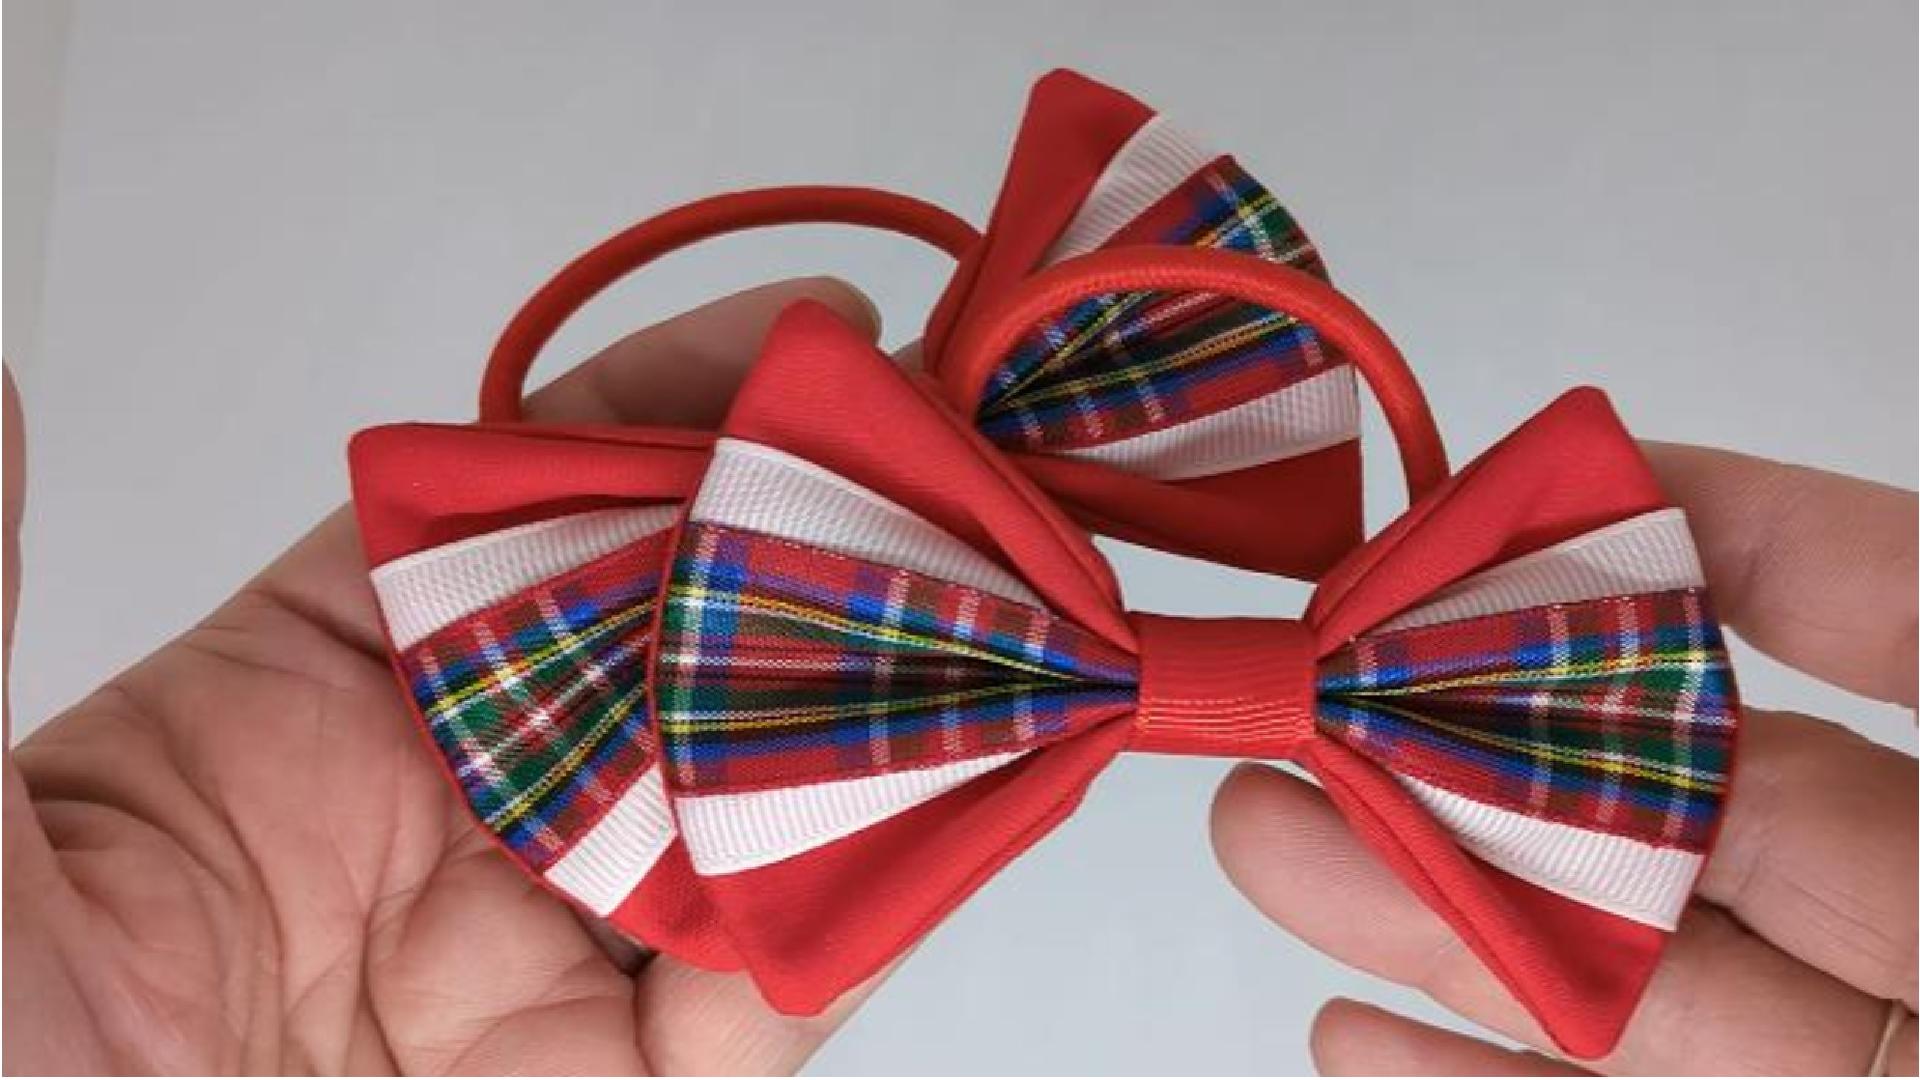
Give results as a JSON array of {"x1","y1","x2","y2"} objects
[
  {"x1": 633, "y1": 957, "x2": 877, "y2": 1075},
  {"x1": 521, "y1": 275, "x2": 879, "y2": 426},
  {"x1": 1695, "y1": 708, "x2": 1917, "y2": 1006},
  {"x1": 1642, "y1": 441, "x2": 1918, "y2": 707},
  {"x1": 1211, "y1": 761, "x2": 1892, "y2": 1074},
  {"x1": 1311, "y1": 998, "x2": 1589, "y2": 1076},
  {"x1": 243, "y1": 276, "x2": 879, "y2": 653}
]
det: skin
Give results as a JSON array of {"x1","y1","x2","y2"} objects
[
  {"x1": 4, "y1": 277, "x2": 1914, "y2": 1074},
  {"x1": 3, "y1": 279, "x2": 882, "y2": 1075}
]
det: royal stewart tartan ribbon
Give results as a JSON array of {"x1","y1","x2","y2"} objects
[
  {"x1": 396, "y1": 533, "x2": 669, "y2": 869},
  {"x1": 979, "y1": 160, "x2": 1341, "y2": 452},
  {"x1": 654, "y1": 523, "x2": 1736, "y2": 860}
]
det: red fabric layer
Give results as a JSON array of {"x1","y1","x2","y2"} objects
[
  {"x1": 349, "y1": 422, "x2": 711, "y2": 564},
  {"x1": 607, "y1": 843, "x2": 741, "y2": 971}
]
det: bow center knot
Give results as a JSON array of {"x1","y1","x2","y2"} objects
[{"x1": 1127, "y1": 613, "x2": 1318, "y2": 761}]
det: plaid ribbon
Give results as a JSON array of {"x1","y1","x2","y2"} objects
[
  {"x1": 653, "y1": 524, "x2": 1735, "y2": 854},
  {"x1": 397, "y1": 534, "x2": 670, "y2": 869},
  {"x1": 977, "y1": 160, "x2": 1343, "y2": 452},
  {"x1": 1318, "y1": 589, "x2": 1736, "y2": 851},
  {"x1": 656, "y1": 522, "x2": 1138, "y2": 791}
]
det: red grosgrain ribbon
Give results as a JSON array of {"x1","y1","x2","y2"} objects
[{"x1": 477, "y1": 70, "x2": 1388, "y2": 579}]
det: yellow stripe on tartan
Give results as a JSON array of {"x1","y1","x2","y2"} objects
[
  {"x1": 670, "y1": 587, "x2": 1104, "y2": 684},
  {"x1": 998, "y1": 308, "x2": 1297, "y2": 414},
  {"x1": 484, "y1": 681, "x2": 648, "y2": 830},
  {"x1": 657, "y1": 681, "x2": 1080, "y2": 733},
  {"x1": 423, "y1": 601, "x2": 653, "y2": 724},
  {"x1": 1346, "y1": 650, "x2": 1724, "y2": 702},
  {"x1": 989, "y1": 287, "x2": 1151, "y2": 407},
  {"x1": 1215, "y1": 179, "x2": 1276, "y2": 257},
  {"x1": 1331, "y1": 696, "x2": 1725, "y2": 793},
  {"x1": 987, "y1": 181, "x2": 1295, "y2": 410}
]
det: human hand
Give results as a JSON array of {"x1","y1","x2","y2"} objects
[
  {"x1": 1212, "y1": 443, "x2": 1918, "y2": 1075},
  {"x1": 1, "y1": 278, "x2": 882, "y2": 1075}
]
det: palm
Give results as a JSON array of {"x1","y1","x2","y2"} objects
[{"x1": 4, "y1": 281, "x2": 878, "y2": 1075}]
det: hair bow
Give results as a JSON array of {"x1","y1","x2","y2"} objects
[
  {"x1": 347, "y1": 72, "x2": 1740, "y2": 1061},
  {"x1": 473, "y1": 70, "x2": 1421, "y2": 579}
]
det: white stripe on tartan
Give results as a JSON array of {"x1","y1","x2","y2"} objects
[
  {"x1": 1043, "y1": 115, "x2": 1218, "y2": 264},
  {"x1": 675, "y1": 752, "x2": 1025, "y2": 875},
  {"x1": 542, "y1": 764, "x2": 677, "y2": 916},
  {"x1": 1052, "y1": 364, "x2": 1359, "y2": 480},
  {"x1": 1398, "y1": 775, "x2": 1701, "y2": 930},
  {"x1": 692, "y1": 438, "x2": 1043, "y2": 606},
  {"x1": 371, "y1": 506, "x2": 679, "y2": 650},
  {"x1": 1377, "y1": 509, "x2": 1706, "y2": 634}
]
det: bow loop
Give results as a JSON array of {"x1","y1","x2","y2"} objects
[{"x1": 924, "y1": 69, "x2": 1365, "y2": 577}]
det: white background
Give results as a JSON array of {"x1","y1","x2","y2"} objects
[{"x1": 6, "y1": 2, "x2": 1914, "y2": 1074}]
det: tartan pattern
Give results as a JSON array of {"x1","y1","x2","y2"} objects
[
  {"x1": 1317, "y1": 589, "x2": 1737, "y2": 852},
  {"x1": 977, "y1": 159, "x2": 1345, "y2": 453},
  {"x1": 655, "y1": 522, "x2": 1138, "y2": 792},
  {"x1": 398, "y1": 532, "x2": 671, "y2": 870}
]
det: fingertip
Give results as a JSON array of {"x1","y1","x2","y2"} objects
[
  {"x1": 1308, "y1": 996, "x2": 1372, "y2": 1074},
  {"x1": 789, "y1": 275, "x2": 882, "y2": 341},
  {"x1": 1207, "y1": 759, "x2": 1320, "y2": 876},
  {"x1": 1310, "y1": 997, "x2": 1586, "y2": 1077}
]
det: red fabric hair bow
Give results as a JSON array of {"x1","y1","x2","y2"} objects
[
  {"x1": 475, "y1": 70, "x2": 1437, "y2": 579},
  {"x1": 348, "y1": 71, "x2": 1739, "y2": 1060}
]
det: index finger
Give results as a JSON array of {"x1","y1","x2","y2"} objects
[
  {"x1": 1642, "y1": 441, "x2": 1918, "y2": 708},
  {"x1": 246, "y1": 276, "x2": 880, "y2": 656}
]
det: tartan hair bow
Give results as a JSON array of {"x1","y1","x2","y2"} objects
[
  {"x1": 345, "y1": 70, "x2": 1740, "y2": 1061},
  {"x1": 354, "y1": 295, "x2": 1737, "y2": 1059},
  {"x1": 475, "y1": 70, "x2": 1390, "y2": 580}
]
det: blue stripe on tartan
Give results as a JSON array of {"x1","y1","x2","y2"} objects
[
  {"x1": 1315, "y1": 698, "x2": 1721, "y2": 826},
  {"x1": 491, "y1": 699, "x2": 651, "y2": 851},
  {"x1": 1316, "y1": 620, "x2": 1725, "y2": 695},
  {"x1": 668, "y1": 686, "x2": 1138, "y2": 765}
]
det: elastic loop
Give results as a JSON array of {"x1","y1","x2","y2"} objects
[
  {"x1": 480, "y1": 186, "x2": 982, "y2": 423},
  {"x1": 944, "y1": 246, "x2": 1450, "y2": 505}
]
